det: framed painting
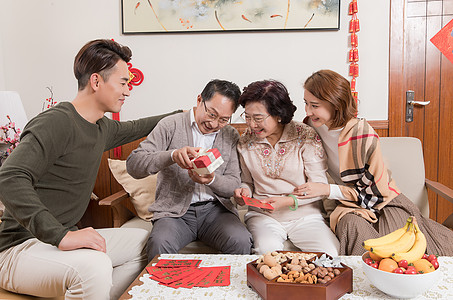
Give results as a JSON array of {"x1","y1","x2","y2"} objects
[{"x1": 122, "y1": 0, "x2": 340, "y2": 34}]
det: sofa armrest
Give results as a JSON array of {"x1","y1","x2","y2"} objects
[
  {"x1": 425, "y1": 178, "x2": 453, "y2": 204},
  {"x1": 98, "y1": 190, "x2": 130, "y2": 206},
  {"x1": 98, "y1": 189, "x2": 136, "y2": 228}
]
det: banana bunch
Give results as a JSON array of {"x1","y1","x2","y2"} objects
[
  {"x1": 362, "y1": 218, "x2": 410, "y2": 251},
  {"x1": 362, "y1": 217, "x2": 418, "y2": 259},
  {"x1": 392, "y1": 218, "x2": 427, "y2": 263}
]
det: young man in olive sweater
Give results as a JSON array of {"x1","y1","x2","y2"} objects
[{"x1": 0, "y1": 39, "x2": 180, "y2": 299}]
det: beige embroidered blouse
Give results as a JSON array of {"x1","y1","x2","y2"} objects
[{"x1": 237, "y1": 121, "x2": 328, "y2": 222}]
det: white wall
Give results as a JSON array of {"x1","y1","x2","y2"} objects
[
  {"x1": 0, "y1": 0, "x2": 389, "y2": 122},
  {"x1": 0, "y1": 33, "x2": 5, "y2": 90}
]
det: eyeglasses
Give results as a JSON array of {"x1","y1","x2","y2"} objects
[
  {"x1": 202, "y1": 101, "x2": 231, "y2": 125},
  {"x1": 240, "y1": 112, "x2": 271, "y2": 125}
]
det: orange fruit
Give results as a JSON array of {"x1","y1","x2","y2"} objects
[
  {"x1": 378, "y1": 258, "x2": 398, "y2": 273},
  {"x1": 368, "y1": 251, "x2": 382, "y2": 262},
  {"x1": 413, "y1": 259, "x2": 435, "y2": 274}
]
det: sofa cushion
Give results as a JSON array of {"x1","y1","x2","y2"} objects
[{"x1": 108, "y1": 159, "x2": 156, "y2": 221}]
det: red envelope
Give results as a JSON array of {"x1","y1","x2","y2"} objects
[
  {"x1": 242, "y1": 196, "x2": 274, "y2": 210},
  {"x1": 152, "y1": 267, "x2": 192, "y2": 279},
  {"x1": 209, "y1": 266, "x2": 231, "y2": 286},
  {"x1": 180, "y1": 268, "x2": 211, "y2": 289},
  {"x1": 154, "y1": 259, "x2": 201, "y2": 268},
  {"x1": 146, "y1": 266, "x2": 167, "y2": 275},
  {"x1": 195, "y1": 267, "x2": 224, "y2": 287},
  {"x1": 151, "y1": 267, "x2": 194, "y2": 284},
  {"x1": 166, "y1": 268, "x2": 207, "y2": 289}
]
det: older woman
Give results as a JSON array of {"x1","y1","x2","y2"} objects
[{"x1": 233, "y1": 80, "x2": 339, "y2": 256}]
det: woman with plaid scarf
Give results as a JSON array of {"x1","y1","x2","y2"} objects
[{"x1": 298, "y1": 69, "x2": 453, "y2": 255}]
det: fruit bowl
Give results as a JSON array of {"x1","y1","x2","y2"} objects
[{"x1": 361, "y1": 252, "x2": 441, "y2": 298}]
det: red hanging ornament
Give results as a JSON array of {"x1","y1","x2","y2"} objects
[
  {"x1": 127, "y1": 62, "x2": 144, "y2": 91},
  {"x1": 349, "y1": 19, "x2": 355, "y2": 33},
  {"x1": 354, "y1": 19, "x2": 360, "y2": 32},
  {"x1": 112, "y1": 112, "x2": 122, "y2": 158},
  {"x1": 348, "y1": 1, "x2": 360, "y2": 104},
  {"x1": 349, "y1": 63, "x2": 355, "y2": 76},
  {"x1": 351, "y1": 78, "x2": 356, "y2": 90},
  {"x1": 354, "y1": 63, "x2": 359, "y2": 77},
  {"x1": 353, "y1": 48, "x2": 359, "y2": 61},
  {"x1": 351, "y1": 33, "x2": 358, "y2": 47},
  {"x1": 349, "y1": 49, "x2": 354, "y2": 62},
  {"x1": 352, "y1": 0, "x2": 358, "y2": 13}
]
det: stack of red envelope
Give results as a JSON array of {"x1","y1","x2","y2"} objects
[
  {"x1": 146, "y1": 259, "x2": 230, "y2": 289},
  {"x1": 190, "y1": 148, "x2": 224, "y2": 175}
]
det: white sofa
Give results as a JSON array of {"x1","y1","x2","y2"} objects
[{"x1": 99, "y1": 137, "x2": 453, "y2": 254}]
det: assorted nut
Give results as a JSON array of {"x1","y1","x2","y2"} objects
[
  {"x1": 277, "y1": 272, "x2": 317, "y2": 284},
  {"x1": 310, "y1": 266, "x2": 341, "y2": 284},
  {"x1": 255, "y1": 251, "x2": 343, "y2": 285}
]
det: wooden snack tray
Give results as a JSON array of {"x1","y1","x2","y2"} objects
[{"x1": 246, "y1": 251, "x2": 353, "y2": 300}]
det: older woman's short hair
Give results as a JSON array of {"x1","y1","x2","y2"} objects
[{"x1": 239, "y1": 80, "x2": 297, "y2": 125}]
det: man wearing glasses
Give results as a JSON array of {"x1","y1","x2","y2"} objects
[{"x1": 127, "y1": 79, "x2": 253, "y2": 261}]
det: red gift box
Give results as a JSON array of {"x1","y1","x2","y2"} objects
[{"x1": 190, "y1": 148, "x2": 224, "y2": 175}]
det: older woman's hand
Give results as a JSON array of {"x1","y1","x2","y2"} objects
[
  {"x1": 293, "y1": 182, "x2": 330, "y2": 198},
  {"x1": 261, "y1": 196, "x2": 294, "y2": 212}
]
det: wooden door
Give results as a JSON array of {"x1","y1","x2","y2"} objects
[{"x1": 389, "y1": 0, "x2": 453, "y2": 223}]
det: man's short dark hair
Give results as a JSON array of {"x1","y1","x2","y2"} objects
[
  {"x1": 200, "y1": 79, "x2": 241, "y2": 112},
  {"x1": 74, "y1": 39, "x2": 132, "y2": 90}
]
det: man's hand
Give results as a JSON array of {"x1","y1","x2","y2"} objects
[
  {"x1": 188, "y1": 169, "x2": 214, "y2": 184},
  {"x1": 233, "y1": 188, "x2": 250, "y2": 206},
  {"x1": 293, "y1": 182, "x2": 330, "y2": 198},
  {"x1": 172, "y1": 146, "x2": 201, "y2": 169},
  {"x1": 58, "y1": 227, "x2": 106, "y2": 252}
]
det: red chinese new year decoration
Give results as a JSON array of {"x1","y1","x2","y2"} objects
[
  {"x1": 127, "y1": 62, "x2": 144, "y2": 91},
  {"x1": 111, "y1": 59, "x2": 145, "y2": 158},
  {"x1": 111, "y1": 111, "x2": 122, "y2": 158},
  {"x1": 430, "y1": 18, "x2": 453, "y2": 65},
  {"x1": 348, "y1": 0, "x2": 360, "y2": 100}
]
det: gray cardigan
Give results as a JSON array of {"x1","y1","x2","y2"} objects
[{"x1": 126, "y1": 111, "x2": 241, "y2": 220}]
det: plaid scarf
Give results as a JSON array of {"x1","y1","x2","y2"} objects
[{"x1": 330, "y1": 118, "x2": 400, "y2": 231}]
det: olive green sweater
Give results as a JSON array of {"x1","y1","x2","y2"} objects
[{"x1": 0, "y1": 102, "x2": 180, "y2": 252}]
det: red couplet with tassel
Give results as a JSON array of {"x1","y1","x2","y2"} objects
[
  {"x1": 112, "y1": 112, "x2": 122, "y2": 158},
  {"x1": 348, "y1": 0, "x2": 360, "y2": 102}
]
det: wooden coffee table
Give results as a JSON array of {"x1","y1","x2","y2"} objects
[
  {"x1": 118, "y1": 253, "x2": 261, "y2": 299},
  {"x1": 119, "y1": 255, "x2": 161, "y2": 300},
  {"x1": 119, "y1": 254, "x2": 453, "y2": 300}
]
